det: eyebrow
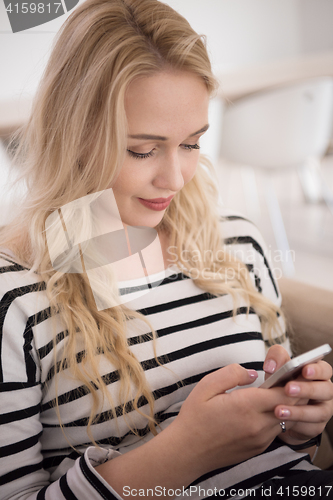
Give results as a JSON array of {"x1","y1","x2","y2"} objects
[{"x1": 128, "y1": 124, "x2": 209, "y2": 141}]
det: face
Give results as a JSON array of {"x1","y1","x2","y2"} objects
[{"x1": 111, "y1": 70, "x2": 210, "y2": 229}]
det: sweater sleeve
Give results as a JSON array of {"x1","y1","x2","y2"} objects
[{"x1": 0, "y1": 257, "x2": 123, "y2": 500}]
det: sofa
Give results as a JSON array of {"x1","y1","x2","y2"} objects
[{"x1": 279, "y1": 277, "x2": 333, "y2": 470}]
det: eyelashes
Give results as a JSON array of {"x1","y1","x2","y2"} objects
[
  {"x1": 127, "y1": 143, "x2": 200, "y2": 160},
  {"x1": 127, "y1": 149, "x2": 155, "y2": 160},
  {"x1": 182, "y1": 143, "x2": 200, "y2": 151}
]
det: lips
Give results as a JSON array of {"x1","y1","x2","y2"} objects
[
  {"x1": 140, "y1": 195, "x2": 174, "y2": 203},
  {"x1": 137, "y1": 195, "x2": 174, "y2": 211}
]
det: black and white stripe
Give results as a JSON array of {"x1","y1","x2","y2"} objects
[{"x1": 0, "y1": 213, "x2": 313, "y2": 500}]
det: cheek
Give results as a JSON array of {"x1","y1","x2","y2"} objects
[
  {"x1": 183, "y1": 153, "x2": 200, "y2": 184},
  {"x1": 111, "y1": 165, "x2": 143, "y2": 194}
]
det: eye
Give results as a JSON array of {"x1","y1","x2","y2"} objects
[
  {"x1": 127, "y1": 149, "x2": 155, "y2": 160},
  {"x1": 181, "y1": 143, "x2": 200, "y2": 151}
]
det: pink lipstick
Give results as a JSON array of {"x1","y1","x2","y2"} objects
[{"x1": 137, "y1": 195, "x2": 174, "y2": 211}]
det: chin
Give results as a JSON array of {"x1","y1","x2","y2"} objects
[{"x1": 121, "y1": 213, "x2": 165, "y2": 229}]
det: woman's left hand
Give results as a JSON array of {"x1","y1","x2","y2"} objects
[{"x1": 274, "y1": 359, "x2": 333, "y2": 446}]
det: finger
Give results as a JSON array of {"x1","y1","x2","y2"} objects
[
  {"x1": 248, "y1": 386, "x2": 297, "y2": 413},
  {"x1": 284, "y1": 380, "x2": 333, "y2": 402},
  {"x1": 275, "y1": 401, "x2": 333, "y2": 425},
  {"x1": 196, "y1": 364, "x2": 259, "y2": 401},
  {"x1": 301, "y1": 360, "x2": 333, "y2": 381},
  {"x1": 263, "y1": 345, "x2": 291, "y2": 377},
  {"x1": 276, "y1": 419, "x2": 294, "y2": 436},
  {"x1": 279, "y1": 422, "x2": 321, "y2": 443}
]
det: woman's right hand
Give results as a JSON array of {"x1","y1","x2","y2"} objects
[{"x1": 170, "y1": 364, "x2": 297, "y2": 477}]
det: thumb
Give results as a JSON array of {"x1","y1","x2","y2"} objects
[
  {"x1": 263, "y1": 345, "x2": 291, "y2": 380},
  {"x1": 195, "y1": 364, "x2": 258, "y2": 401}
]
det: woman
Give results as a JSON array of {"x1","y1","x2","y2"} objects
[{"x1": 1, "y1": 1, "x2": 333, "y2": 498}]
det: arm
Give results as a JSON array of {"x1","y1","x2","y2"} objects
[
  {"x1": 96, "y1": 365, "x2": 297, "y2": 499},
  {"x1": 221, "y1": 219, "x2": 333, "y2": 461},
  {"x1": 0, "y1": 261, "x2": 125, "y2": 500},
  {"x1": 1, "y1": 350, "x2": 295, "y2": 500}
]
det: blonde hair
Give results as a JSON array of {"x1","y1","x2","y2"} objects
[{"x1": 1, "y1": 0, "x2": 283, "y2": 445}]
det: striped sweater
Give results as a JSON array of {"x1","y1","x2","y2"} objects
[{"x1": 0, "y1": 212, "x2": 314, "y2": 500}]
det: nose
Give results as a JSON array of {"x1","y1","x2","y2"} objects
[{"x1": 153, "y1": 150, "x2": 184, "y2": 193}]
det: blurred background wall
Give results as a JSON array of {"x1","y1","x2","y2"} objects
[
  {"x1": 1, "y1": 0, "x2": 333, "y2": 289},
  {"x1": 1, "y1": 0, "x2": 333, "y2": 100}
]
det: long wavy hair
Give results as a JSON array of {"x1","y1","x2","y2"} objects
[{"x1": 1, "y1": 0, "x2": 283, "y2": 445}]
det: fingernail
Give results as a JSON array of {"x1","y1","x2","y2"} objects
[
  {"x1": 264, "y1": 360, "x2": 277, "y2": 374},
  {"x1": 288, "y1": 383, "x2": 300, "y2": 395},
  {"x1": 247, "y1": 369, "x2": 258, "y2": 380},
  {"x1": 305, "y1": 367, "x2": 315, "y2": 377},
  {"x1": 278, "y1": 408, "x2": 291, "y2": 418}
]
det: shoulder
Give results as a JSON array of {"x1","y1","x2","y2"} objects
[
  {"x1": 0, "y1": 250, "x2": 49, "y2": 384},
  {"x1": 0, "y1": 250, "x2": 45, "y2": 302},
  {"x1": 218, "y1": 207, "x2": 268, "y2": 251},
  {"x1": 217, "y1": 208, "x2": 280, "y2": 304},
  {"x1": 0, "y1": 249, "x2": 47, "y2": 338}
]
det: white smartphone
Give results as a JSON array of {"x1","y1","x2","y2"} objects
[{"x1": 260, "y1": 343, "x2": 332, "y2": 389}]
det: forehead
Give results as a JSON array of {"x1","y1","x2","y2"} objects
[{"x1": 124, "y1": 70, "x2": 210, "y2": 139}]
